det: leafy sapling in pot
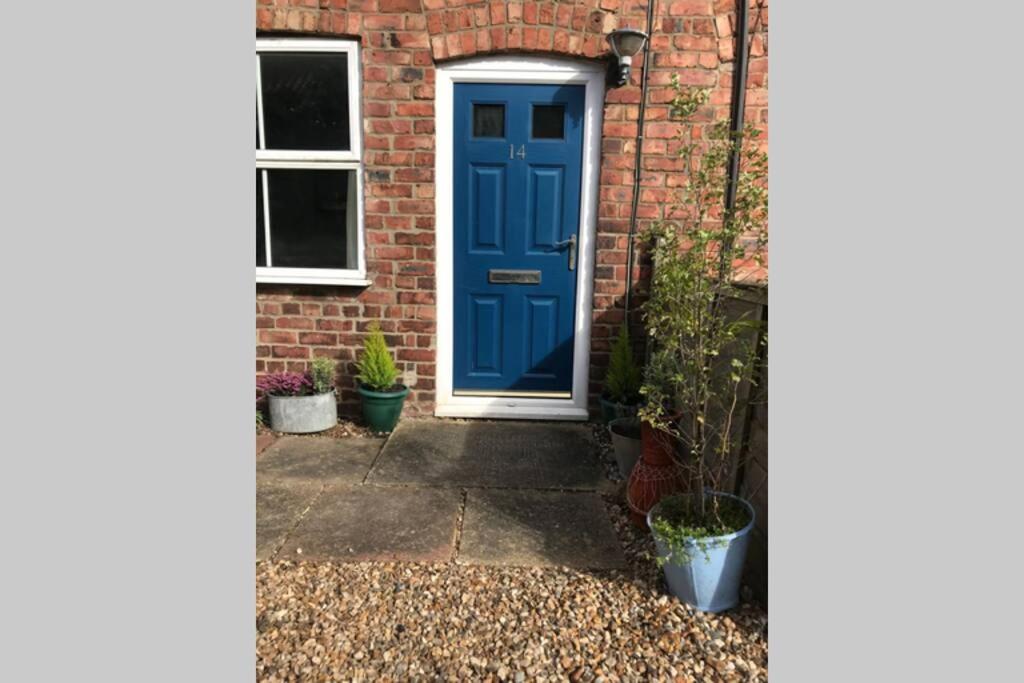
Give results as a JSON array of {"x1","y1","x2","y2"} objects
[
  {"x1": 639, "y1": 76, "x2": 768, "y2": 613},
  {"x1": 257, "y1": 358, "x2": 339, "y2": 434},
  {"x1": 356, "y1": 322, "x2": 409, "y2": 433}
]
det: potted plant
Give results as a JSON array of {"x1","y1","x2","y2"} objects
[
  {"x1": 638, "y1": 77, "x2": 768, "y2": 611},
  {"x1": 648, "y1": 492, "x2": 755, "y2": 613},
  {"x1": 257, "y1": 357, "x2": 338, "y2": 434},
  {"x1": 607, "y1": 415, "x2": 641, "y2": 479},
  {"x1": 599, "y1": 323, "x2": 643, "y2": 423},
  {"x1": 356, "y1": 322, "x2": 409, "y2": 433},
  {"x1": 625, "y1": 351, "x2": 687, "y2": 526}
]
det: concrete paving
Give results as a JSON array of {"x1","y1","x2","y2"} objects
[
  {"x1": 365, "y1": 420, "x2": 606, "y2": 490},
  {"x1": 256, "y1": 478, "x2": 322, "y2": 561},
  {"x1": 278, "y1": 485, "x2": 462, "y2": 563},
  {"x1": 458, "y1": 489, "x2": 626, "y2": 569},
  {"x1": 256, "y1": 423, "x2": 625, "y2": 568},
  {"x1": 258, "y1": 436, "x2": 384, "y2": 487}
]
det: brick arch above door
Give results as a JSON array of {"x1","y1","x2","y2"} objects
[
  {"x1": 423, "y1": 0, "x2": 636, "y2": 62},
  {"x1": 256, "y1": 1, "x2": 647, "y2": 62}
]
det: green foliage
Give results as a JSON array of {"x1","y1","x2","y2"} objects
[
  {"x1": 309, "y1": 357, "x2": 336, "y2": 395},
  {"x1": 357, "y1": 322, "x2": 401, "y2": 391},
  {"x1": 637, "y1": 74, "x2": 768, "y2": 520},
  {"x1": 256, "y1": 411, "x2": 265, "y2": 429},
  {"x1": 604, "y1": 324, "x2": 643, "y2": 404},
  {"x1": 650, "y1": 494, "x2": 750, "y2": 566}
]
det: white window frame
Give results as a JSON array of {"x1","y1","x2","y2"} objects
[{"x1": 256, "y1": 38, "x2": 368, "y2": 286}]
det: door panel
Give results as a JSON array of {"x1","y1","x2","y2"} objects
[
  {"x1": 527, "y1": 166, "x2": 564, "y2": 251},
  {"x1": 525, "y1": 296, "x2": 559, "y2": 378},
  {"x1": 453, "y1": 83, "x2": 584, "y2": 394},
  {"x1": 468, "y1": 294, "x2": 503, "y2": 376},
  {"x1": 470, "y1": 164, "x2": 505, "y2": 252}
]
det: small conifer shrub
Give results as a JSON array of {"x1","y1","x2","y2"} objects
[
  {"x1": 604, "y1": 324, "x2": 643, "y2": 405},
  {"x1": 357, "y1": 322, "x2": 402, "y2": 392}
]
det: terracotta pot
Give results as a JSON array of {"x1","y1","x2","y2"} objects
[
  {"x1": 626, "y1": 423, "x2": 685, "y2": 527},
  {"x1": 639, "y1": 420, "x2": 677, "y2": 466}
]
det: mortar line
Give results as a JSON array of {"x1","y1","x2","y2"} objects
[
  {"x1": 359, "y1": 430, "x2": 395, "y2": 485},
  {"x1": 267, "y1": 482, "x2": 327, "y2": 561},
  {"x1": 450, "y1": 488, "x2": 468, "y2": 564}
]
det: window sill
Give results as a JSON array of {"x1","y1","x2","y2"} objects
[{"x1": 256, "y1": 271, "x2": 371, "y2": 287}]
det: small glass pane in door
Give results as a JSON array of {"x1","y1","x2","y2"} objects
[
  {"x1": 473, "y1": 104, "x2": 505, "y2": 138},
  {"x1": 532, "y1": 105, "x2": 565, "y2": 139}
]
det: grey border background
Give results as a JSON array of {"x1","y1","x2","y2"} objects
[
  {"x1": 1, "y1": 2, "x2": 254, "y2": 681},
  {"x1": 773, "y1": 2, "x2": 1023, "y2": 680},
  {"x1": 1, "y1": 1, "x2": 1022, "y2": 680}
]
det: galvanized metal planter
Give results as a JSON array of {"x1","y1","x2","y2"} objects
[
  {"x1": 647, "y1": 492, "x2": 755, "y2": 613},
  {"x1": 266, "y1": 391, "x2": 338, "y2": 434}
]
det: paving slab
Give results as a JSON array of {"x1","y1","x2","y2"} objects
[
  {"x1": 278, "y1": 485, "x2": 462, "y2": 563},
  {"x1": 256, "y1": 479, "x2": 322, "y2": 561},
  {"x1": 458, "y1": 489, "x2": 626, "y2": 569},
  {"x1": 366, "y1": 421, "x2": 604, "y2": 490},
  {"x1": 256, "y1": 433, "x2": 278, "y2": 456},
  {"x1": 258, "y1": 436, "x2": 384, "y2": 486}
]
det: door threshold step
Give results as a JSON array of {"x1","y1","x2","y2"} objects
[{"x1": 453, "y1": 390, "x2": 572, "y2": 399}]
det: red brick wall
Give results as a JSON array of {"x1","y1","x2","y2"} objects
[{"x1": 255, "y1": 0, "x2": 767, "y2": 418}]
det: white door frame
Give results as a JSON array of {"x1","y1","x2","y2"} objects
[{"x1": 434, "y1": 56, "x2": 605, "y2": 421}]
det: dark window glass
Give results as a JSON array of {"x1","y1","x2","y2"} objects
[
  {"x1": 532, "y1": 104, "x2": 565, "y2": 139},
  {"x1": 260, "y1": 53, "x2": 350, "y2": 151},
  {"x1": 266, "y1": 169, "x2": 354, "y2": 269},
  {"x1": 257, "y1": 171, "x2": 267, "y2": 266},
  {"x1": 473, "y1": 104, "x2": 505, "y2": 138}
]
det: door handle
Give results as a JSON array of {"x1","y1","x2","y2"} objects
[{"x1": 552, "y1": 234, "x2": 577, "y2": 271}]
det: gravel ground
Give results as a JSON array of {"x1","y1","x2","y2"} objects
[{"x1": 256, "y1": 422, "x2": 768, "y2": 681}]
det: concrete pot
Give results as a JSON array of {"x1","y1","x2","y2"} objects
[
  {"x1": 608, "y1": 416, "x2": 641, "y2": 478},
  {"x1": 599, "y1": 394, "x2": 640, "y2": 424},
  {"x1": 267, "y1": 391, "x2": 338, "y2": 434},
  {"x1": 358, "y1": 384, "x2": 409, "y2": 433},
  {"x1": 647, "y1": 492, "x2": 755, "y2": 613}
]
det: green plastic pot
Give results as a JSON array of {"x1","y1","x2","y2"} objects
[
  {"x1": 358, "y1": 384, "x2": 409, "y2": 433},
  {"x1": 599, "y1": 394, "x2": 640, "y2": 423}
]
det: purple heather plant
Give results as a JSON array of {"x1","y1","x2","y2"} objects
[{"x1": 257, "y1": 372, "x2": 313, "y2": 397}]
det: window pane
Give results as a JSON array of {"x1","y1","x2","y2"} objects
[
  {"x1": 532, "y1": 105, "x2": 565, "y2": 139},
  {"x1": 473, "y1": 104, "x2": 505, "y2": 138},
  {"x1": 260, "y1": 53, "x2": 350, "y2": 151},
  {"x1": 256, "y1": 171, "x2": 267, "y2": 266},
  {"x1": 266, "y1": 169, "x2": 355, "y2": 269}
]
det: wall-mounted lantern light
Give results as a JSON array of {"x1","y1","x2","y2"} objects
[{"x1": 606, "y1": 28, "x2": 649, "y2": 88}]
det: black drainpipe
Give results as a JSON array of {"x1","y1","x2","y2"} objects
[
  {"x1": 621, "y1": 0, "x2": 657, "y2": 327},
  {"x1": 723, "y1": 0, "x2": 751, "y2": 233},
  {"x1": 725, "y1": 1, "x2": 759, "y2": 497}
]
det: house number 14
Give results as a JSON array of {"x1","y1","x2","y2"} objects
[{"x1": 509, "y1": 144, "x2": 526, "y2": 159}]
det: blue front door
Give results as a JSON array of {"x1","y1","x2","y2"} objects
[{"x1": 453, "y1": 82, "x2": 585, "y2": 395}]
